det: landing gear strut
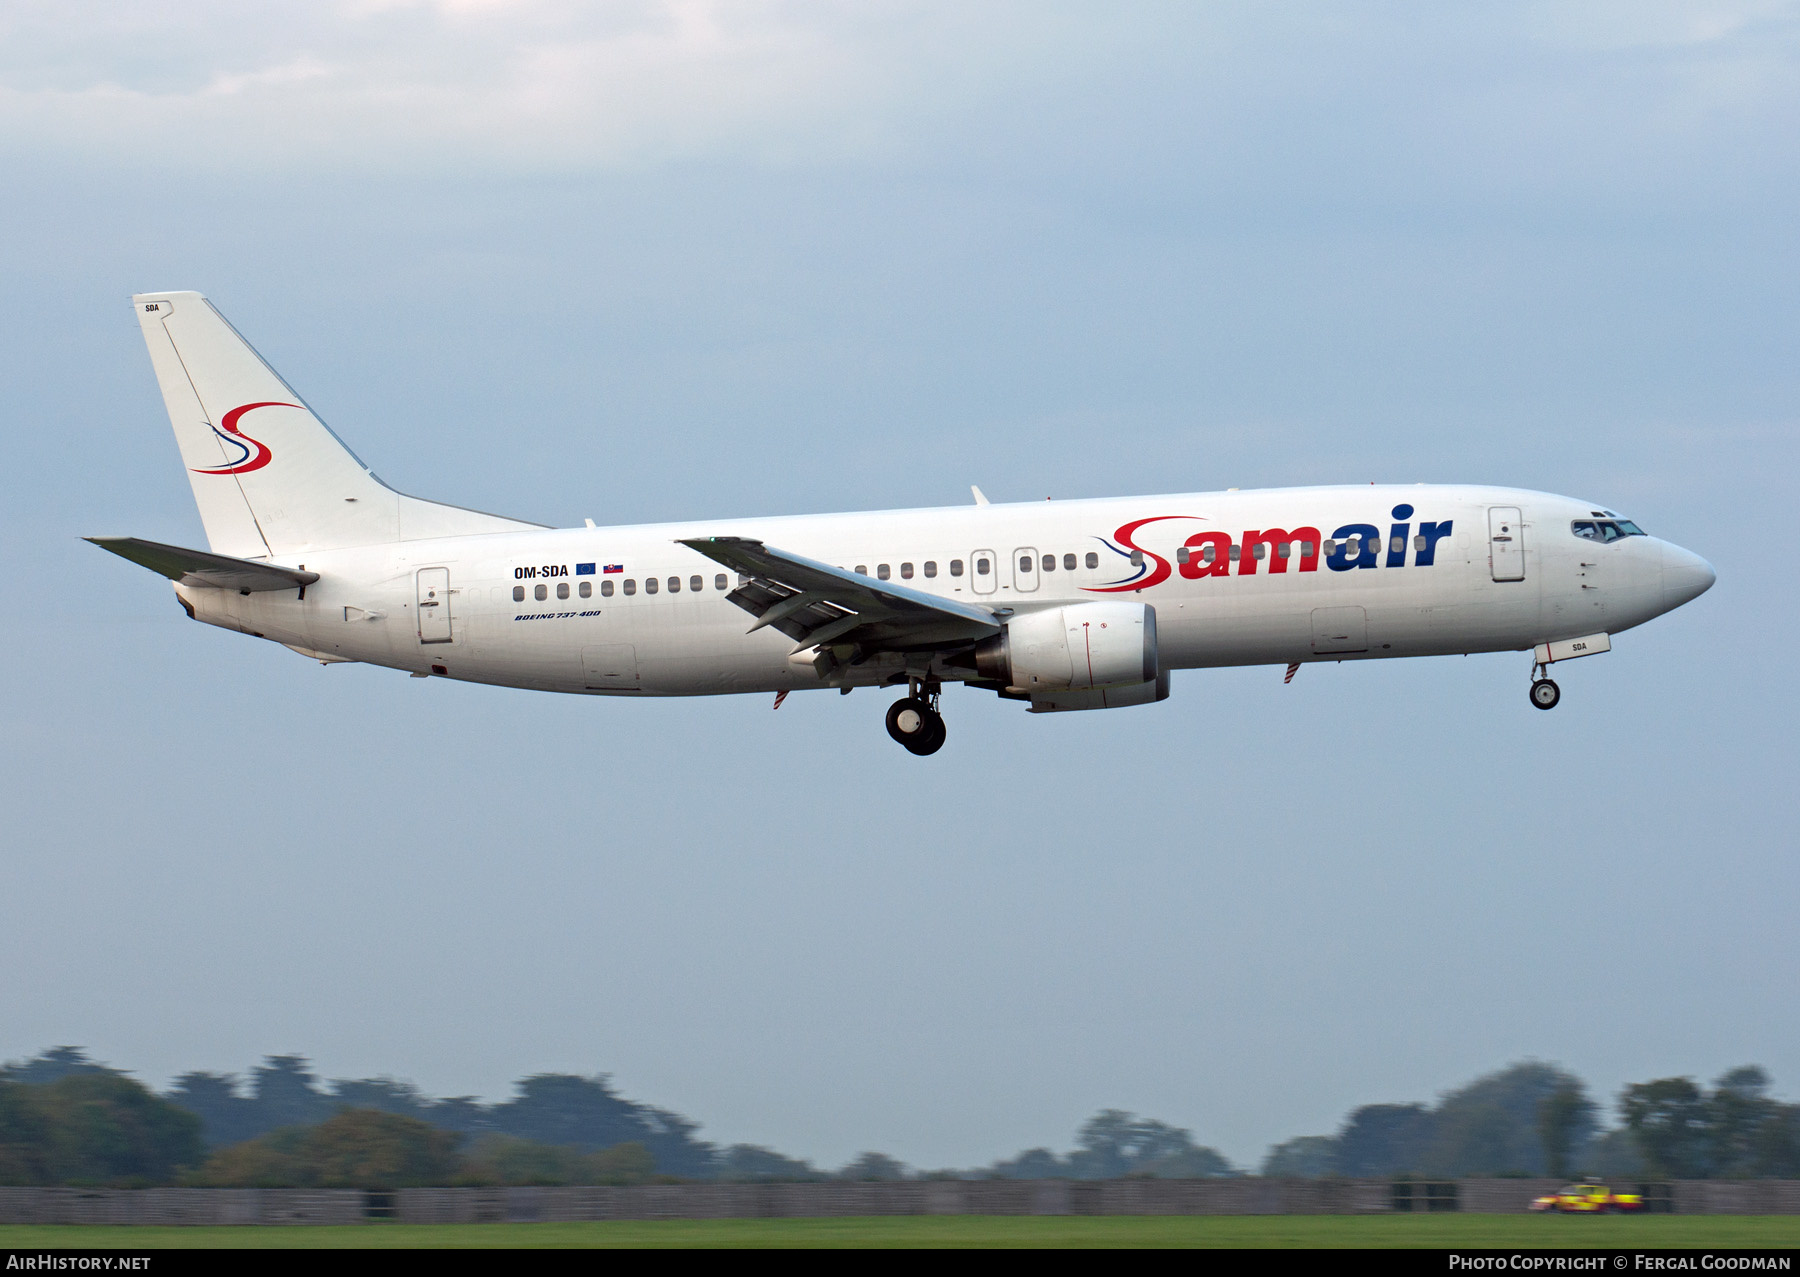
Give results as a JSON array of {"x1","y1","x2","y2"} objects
[
  {"x1": 1529, "y1": 661, "x2": 1561, "y2": 710},
  {"x1": 886, "y1": 679, "x2": 946, "y2": 755}
]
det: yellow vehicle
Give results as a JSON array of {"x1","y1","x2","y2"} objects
[{"x1": 1530, "y1": 1183, "x2": 1645, "y2": 1213}]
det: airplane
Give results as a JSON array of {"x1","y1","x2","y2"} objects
[{"x1": 90, "y1": 291, "x2": 1716, "y2": 756}]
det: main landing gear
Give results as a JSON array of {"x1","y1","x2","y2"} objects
[
  {"x1": 886, "y1": 680, "x2": 946, "y2": 755},
  {"x1": 1529, "y1": 660, "x2": 1561, "y2": 711}
]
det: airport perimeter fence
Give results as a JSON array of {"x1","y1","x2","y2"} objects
[{"x1": 5, "y1": 1179, "x2": 1800, "y2": 1224}]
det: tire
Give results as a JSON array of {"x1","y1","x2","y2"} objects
[
  {"x1": 886, "y1": 698, "x2": 945, "y2": 755},
  {"x1": 912, "y1": 708, "x2": 947, "y2": 756},
  {"x1": 1530, "y1": 678, "x2": 1561, "y2": 710}
]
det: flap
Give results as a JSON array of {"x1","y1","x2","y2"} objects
[{"x1": 679, "y1": 536, "x2": 1002, "y2": 652}]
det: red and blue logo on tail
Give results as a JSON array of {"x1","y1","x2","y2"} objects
[{"x1": 191, "y1": 401, "x2": 295, "y2": 475}]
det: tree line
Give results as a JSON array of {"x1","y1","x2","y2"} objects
[{"x1": 1, "y1": 1048, "x2": 1796, "y2": 1187}]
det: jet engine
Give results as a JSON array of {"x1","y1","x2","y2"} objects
[{"x1": 973, "y1": 602, "x2": 1160, "y2": 697}]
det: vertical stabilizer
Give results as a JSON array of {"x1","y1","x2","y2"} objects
[{"x1": 133, "y1": 292, "x2": 539, "y2": 557}]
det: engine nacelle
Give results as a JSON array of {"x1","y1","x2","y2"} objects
[{"x1": 974, "y1": 602, "x2": 1158, "y2": 693}]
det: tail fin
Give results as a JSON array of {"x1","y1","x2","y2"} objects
[{"x1": 133, "y1": 291, "x2": 541, "y2": 557}]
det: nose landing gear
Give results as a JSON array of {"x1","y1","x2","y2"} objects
[
  {"x1": 1529, "y1": 660, "x2": 1561, "y2": 710},
  {"x1": 886, "y1": 680, "x2": 946, "y2": 755}
]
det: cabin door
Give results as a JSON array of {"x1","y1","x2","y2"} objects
[
  {"x1": 1488, "y1": 507, "x2": 1525, "y2": 582},
  {"x1": 416, "y1": 568, "x2": 452, "y2": 643}
]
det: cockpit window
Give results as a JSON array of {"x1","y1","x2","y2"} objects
[{"x1": 1572, "y1": 519, "x2": 1646, "y2": 542}]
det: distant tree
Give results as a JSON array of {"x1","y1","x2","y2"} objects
[
  {"x1": 0, "y1": 1074, "x2": 203, "y2": 1185},
  {"x1": 1584, "y1": 1126, "x2": 1647, "y2": 1179},
  {"x1": 584, "y1": 1141, "x2": 655, "y2": 1185},
  {"x1": 486, "y1": 1074, "x2": 712, "y2": 1177},
  {"x1": 0, "y1": 1048, "x2": 120, "y2": 1086},
  {"x1": 1067, "y1": 1110, "x2": 1234, "y2": 1179},
  {"x1": 249, "y1": 1056, "x2": 332, "y2": 1132},
  {"x1": 1261, "y1": 1136, "x2": 1338, "y2": 1178},
  {"x1": 717, "y1": 1144, "x2": 820, "y2": 1182},
  {"x1": 1709, "y1": 1067, "x2": 1773, "y2": 1178},
  {"x1": 329, "y1": 1077, "x2": 434, "y2": 1122},
  {"x1": 1335, "y1": 1104, "x2": 1435, "y2": 1177},
  {"x1": 166, "y1": 1073, "x2": 260, "y2": 1149},
  {"x1": 0, "y1": 1082, "x2": 51, "y2": 1184},
  {"x1": 457, "y1": 1133, "x2": 580, "y2": 1185},
  {"x1": 837, "y1": 1152, "x2": 909, "y2": 1181},
  {"x1": 194, "y1": 1109, "x2": 459, "y2": 1188},
  {"x1": 421, "y1": 1097, "x2": 490, "y2": 1137},
  {"x1": 1619, "y1": 1077, "x2": 1710, "y2": 1178},
  {"x1": 984, "y1": 1147, "x2": 1067, "y2": 1179},
  {"x1": 1749, "y1": 1104, "x2": 1800, "y2": 1178},
  {"x1": 186, "y1": 1126, "x2": 311, "y2": 1188},
  {"x1": 1538, "y1": 1082, "x2": 1598, "y2": 1181},
  {"x1": 1422, "y1": 1062, "x2": 1590, "y2": 1178}
]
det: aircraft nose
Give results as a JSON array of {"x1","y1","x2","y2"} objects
[{"x1": 1662, "y1": 542, "x2": 1716, "y2": 610}]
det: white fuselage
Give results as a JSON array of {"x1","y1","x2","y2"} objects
[{"x1": 173, "y1": 483, "x2": 1713, "y2": 701}]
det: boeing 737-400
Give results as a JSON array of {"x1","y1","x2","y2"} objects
[{"x1": 90, "y1": 291, "x2": 1716, "y2": 755}]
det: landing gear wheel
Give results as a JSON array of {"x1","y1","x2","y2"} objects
[
  {"x1": 1530, "y1": 678, "x2": 1561, "y2": 710},
  {"x1": 885, "y1": 697, "x2": 946, "y2": 755}
]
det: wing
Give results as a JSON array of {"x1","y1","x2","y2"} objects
[
  {"x1": 86, "y1": 536, "x2": 320, "y2": 592},
  {"x1": 678, "y1": 537, "x2": 1001, "y2": 653}
]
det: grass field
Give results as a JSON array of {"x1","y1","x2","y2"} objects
[{"x1": 2, "y1": 1216, "x2": 1798, "y2": 1248}]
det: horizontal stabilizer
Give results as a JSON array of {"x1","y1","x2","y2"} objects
[{"x1": 85, "y1": 536, "x2": 319, "y2": 592}]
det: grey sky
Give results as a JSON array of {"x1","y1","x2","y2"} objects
[{"x1": 2, "y1": 2, "x2": 1795, "y2": 1169}]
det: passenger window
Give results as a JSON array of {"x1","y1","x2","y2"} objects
[
  {"x1": 623, "y1": 579, "x2": 636, "y2": 596},
  {"x1": 714, "y1": 574, "x2": 727, "y2": 590},
  {"x1": 1201, "y1": 546, "x2": 1215, "y2": 563},
  {"x1": 1415, "y1": 534, "x2": 1428, "y2": 550},
  {"x1": 976, "y1": 557, "x2": 990, "y2": 575},
  {"x1": 1063, "y1": 553, "x2": 1076, "y2": 571},
  {"x1": 1277, "y1": 542, "x2": 1291, "y2": 558},
  {"x1": 1130, "y1": 550, "x2": 1144, "y2": 567},
  {"x1": 900, "y1": 562, "x2": 914, "y2": 579},
  {"x1": 855, "y1": 565, "x2": 867, "y2": 575},
  {"x1": 1041, "y1": 554, "x2": 1055, "y2": 572},
  {"x1": 578, "y1": 581, "x2": 591, "y2": 598},
  {"x1": 950, "y1": 559, "x2": 964, "y2": 577},
  {"x1": 1322, "y1": 540, "x2": 1336, "y2": 556},
  {"x1": 513, "y1": 585, "x2": 525, "y2": 602},
  {"x1": 534, "y1": 583, "x2": 547, "y2": 601},
  {"x1": 1389, "y1": 536, "x2": 1404, "y2": 554},
  {"x1": 601, "y1": 580, "x2": 615, "y2": 597},
  {"x1": 1301, "y1": 542, "x2": 1315, "y2": 556},
  {"x1": 1019, "y1": 555, "x2": 1033, "y2": 573},
  {"x1": 923, "y1": 561, "x2": 938, "y2": 578},
  {"x1": 1252, "y1": 544, "x2": 1265, "y2": 559},
  {"x1": 1176, "y1": 547, "x2": 1190, "y2": 565},
  {"x1": 690, "y1": 575, "x2": 703, "y2": 592},
  {"x1": 645, "y1": 578, "x2": 658, "y2": 594},
  {"x1": 877, "y1": 564, "x2": 891, "y2": 580},
  {"x1": 1229, "y1": 546, "x2": 1240, "y2": 562},
  {"x1": 557, "y1": 582, "x2": 570, "y2": 599},
  {"x1": 1085, "y1": 552, "x2": 1098, "y2": 569}
]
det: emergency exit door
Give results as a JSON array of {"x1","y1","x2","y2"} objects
[
  {"x1": 1488, "y1": 508, "x2": 1524, "y2": 582},
  {"x1": 416, "y1": 567, "x2": 453, "y2": 643}
]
